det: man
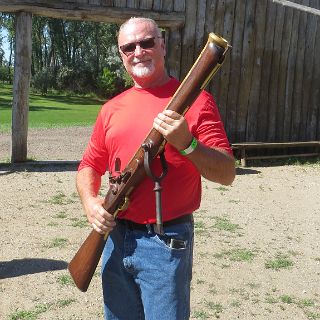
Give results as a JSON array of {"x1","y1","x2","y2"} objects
[{"x1": 77, "y1": 17, "x2": 235, "y2": 320}]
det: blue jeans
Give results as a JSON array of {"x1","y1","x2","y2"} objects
[{"x1": 101, "y1": 216, "x2": 194, "y2": 320}]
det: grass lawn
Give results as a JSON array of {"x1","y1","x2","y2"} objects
[{"x1": 0, "y1": 83, "x2": 104, "y2": 132}]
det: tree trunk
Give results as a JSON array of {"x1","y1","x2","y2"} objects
[{"x1": 11, "y1": 12, "x2": 32, "y2": 163}]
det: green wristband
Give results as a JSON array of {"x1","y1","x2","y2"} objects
[{"x1": 179, "y1": 137, "x2": 198, "y2": 156}]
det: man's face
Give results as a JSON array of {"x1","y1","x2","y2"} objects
[{"x1": 118, "y1": 21, "x2": 166, "y2": 80}]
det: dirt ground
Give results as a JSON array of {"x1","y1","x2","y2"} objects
[{"x1": 0, "y1": 127, "x2": 319, "y2": 320}]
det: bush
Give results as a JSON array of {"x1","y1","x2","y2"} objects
[
  {"x1": 56, "y1": 66, "x2": 96, "y2": 94},
  {"x1": 96, "y1": 67, "x2": 118, "y2": 98},
  {"x1": 0, "y1": 65, "x2": 13, "y2": 83},
  {"x1": 30, "y1": 63, "x2": 133, "y2": 98},
  {"x1": 122, "y1": 70, "x2": 134, "y2": 88},
  {"x1": 31, "y1": 67, "x2": 57, "y2": 94}
]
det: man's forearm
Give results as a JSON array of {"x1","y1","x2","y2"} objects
[
  {"x1": 186, "y1": 141, "x2": 235, "y2": 185},
  {"x1": 77, "y1": 167, "x2": 116, "y2": 233},
  {"x1": 76, "y1": 167, "x2": 102, "y2": 206}
]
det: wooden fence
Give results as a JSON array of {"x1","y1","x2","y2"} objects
[{"x1": 0, "y1": 0, "x2": 319, "y2": 161}]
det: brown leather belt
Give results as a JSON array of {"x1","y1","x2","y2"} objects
[{"x1": 117, "y1": 214, "x2": 193, "y2": 232}]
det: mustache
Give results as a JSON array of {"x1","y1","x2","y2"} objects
[{"x1": 132, "y1": 57, "x2": 150, "y2": 64}]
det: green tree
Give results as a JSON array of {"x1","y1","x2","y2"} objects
[
  {"x1": 30, "y1": 17, "x2": 125, "y2": 96},
  {"x1": 0, "y1": 14, "x2": 15, "y2": 68},
  {"x1": 1, "y1": 14, "x2": 127, "y2": 96}
]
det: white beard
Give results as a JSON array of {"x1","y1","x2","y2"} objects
[{"x1": 131, "y1": 58, "x2": 155, "y2": 78}]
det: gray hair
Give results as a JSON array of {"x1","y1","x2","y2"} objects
[{"x1": 119, "y1": 17, "x2": 162, "y2": 38}]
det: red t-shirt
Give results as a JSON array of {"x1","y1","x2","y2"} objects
[{"x1": 78, "y1": 78, "x2": 232, "y2": 223}]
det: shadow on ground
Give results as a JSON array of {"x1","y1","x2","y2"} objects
[
  {"x1": 0, "y1": 258, "x2": 68, "y2": 279},
  {"x1": 236, "y1": 167, "x2": 261, "y2": 175},
  {"x1": 0, "y1": 160, "x2": 79, "y2": 174}
]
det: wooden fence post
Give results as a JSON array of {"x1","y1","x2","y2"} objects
[{"x1": 11, "y1": 12, "x2": 32, "y2": 163}]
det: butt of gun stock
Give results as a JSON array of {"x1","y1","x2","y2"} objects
[{"x1": 68, "y1": 229, "x2": 109, "y2": 292}]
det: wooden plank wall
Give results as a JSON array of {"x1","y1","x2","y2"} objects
[
  {"x1": 37, "y1": 0, "x2": 320, "y2": 145},
  {"x1": 182, "y1": 0, "x2": 320, "y2": 143},
  {"x1": 1, "y1": 0, "x2": 319, "y2": 143},
  {"x1": 86, "y1": 0, "x2": 320, "y2": 144}
]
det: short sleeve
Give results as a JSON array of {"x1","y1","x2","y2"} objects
[
  {"x1": 190, "y1": 91, "x2": 233, "y2": 156},
  {"x1": 78, "y1": 110, "x2": 109, "y2": 175}
]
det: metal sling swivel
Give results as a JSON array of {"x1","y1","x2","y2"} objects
[{"x1": 142, "y1": 143, "x2": 168, "y2": 235}]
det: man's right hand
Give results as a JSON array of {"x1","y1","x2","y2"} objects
[
  {"x1": 84, "y1": 197, "x2": 116, "y2": 235},
  {"x1": 76, "y1": 167, "x2": 117, "y2": 235}
]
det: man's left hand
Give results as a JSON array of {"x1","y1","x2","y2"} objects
[{"x1": 153, "y1": 110, "x2": 193, "y2": 152}]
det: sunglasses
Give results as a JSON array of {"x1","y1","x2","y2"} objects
[{"x1": 120, "y1": 37, "x2": 160, "y2": 56}]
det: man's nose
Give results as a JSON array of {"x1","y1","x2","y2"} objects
[{"x1": 134, "y1": 45, "x2": 144, "y2": 56}]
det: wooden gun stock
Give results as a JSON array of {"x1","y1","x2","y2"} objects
[{"x1": 68, "y1": 33, "x2": 230, "y2": 292}]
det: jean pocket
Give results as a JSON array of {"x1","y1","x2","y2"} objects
[
  {"x1": 154, "y1": 234, "x2": 188, "y2": 252},
  {"x1": 153, "y1": 222, "x2": 193, "y2": 252}
]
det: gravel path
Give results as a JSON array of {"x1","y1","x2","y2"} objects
[{"x1": 1, "y1": 128, "x2": 319, "y2": 319}]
